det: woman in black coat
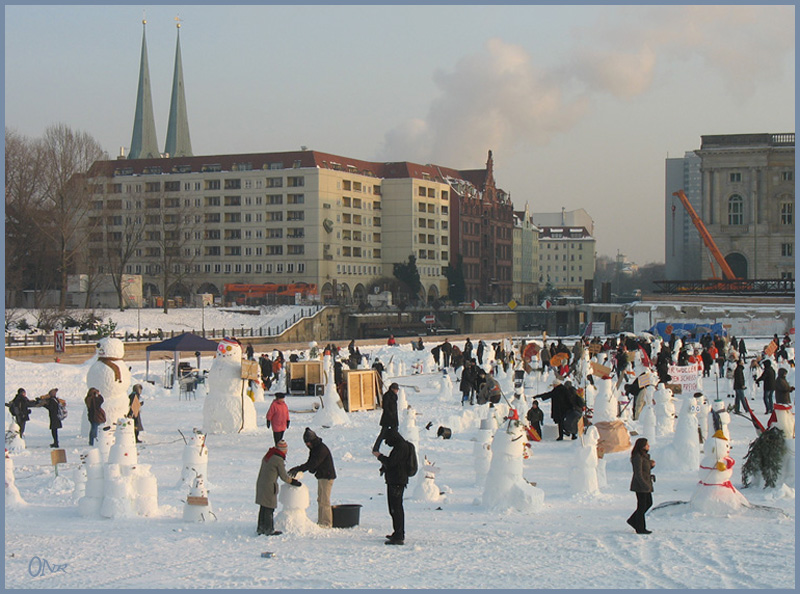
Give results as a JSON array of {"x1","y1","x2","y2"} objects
[
  {"x1": 42, "y1": 388, "x2": 62, "y2": 448},
  {"x1": 627, "y1": 437, "x2": 655, "y2": 534}
]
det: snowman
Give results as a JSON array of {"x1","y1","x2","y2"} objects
[
  {"x1": 183, "y1": 474, "x2": 214, "y2": 522},
  {"x1": 202, "y1": 337, "x2": 257, "y2": 434},
  {"x1": 481, "y1": 418, "x2": 545, "y2": 513},
  {"x1": 660, "y1": 393, "x2": 703, "y2": 472},
  {"x1": 108, "y1": 416, "x2": 138, "y2": 467},
  {"x1": 179, "y1": 429, "x2": 209, "y2": 488},
  {"x1": 5, "y1": 449, "x2": 25, "y2": 507},
  {"x1": 773, "y1": 402, "x2": 795, "y2": 488},
  {"x1": 313, "y1": 355, "x2": 348, "y2": 426},
  {"x1": 690, "y1": 428, "x2": 749, "y2": 514},
  {"x1": 653, "y1": 383, "x2": 677, "y2": 436},
  {"x1": 592, "y1": 378, "x2": 619, "y2": 423},
  {"x1": 412, "y1": 456, "x2": 442, "y2": 502},
  {"x1": 473, "y1": 425, "x2": 494, "y2": 486},
  {"x1": 569, "y1": 425, "x2": 601, "y2": 495},
  {"x1": 85, "y1": 337, "x2": 132, "y2": 436},
  {"x1": 274, "y1": 472, "x2": 314, "y2": 533},
  {"x1": 4, "y1": 422, "x2": 26, "y2": 454}
]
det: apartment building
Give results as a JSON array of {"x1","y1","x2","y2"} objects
[
  {"x1": 537, "y1": 226, "x2": 596, "y2": 296},
  {"x1": 513, "y1": 205, "x2": 540, "y2": 305}
]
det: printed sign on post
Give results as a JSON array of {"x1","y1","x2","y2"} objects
[
  {"x1": 668, "y1": 364, "x2": 701, "y2": 394},
  {"x1": 54, "y1": 331, "x2": 66, "y2": 353}
]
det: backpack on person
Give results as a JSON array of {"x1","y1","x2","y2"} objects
[
  {"x1": 56, "y1": 398, "x2": 68, "y2": 421},
  {"x1": 406, "y1": 440, "x2": 418, "y2": 477}
]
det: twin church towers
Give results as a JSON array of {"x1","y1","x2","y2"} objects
[{"x1": 128, "y1": 19, "x2": 192, "y2": 159}]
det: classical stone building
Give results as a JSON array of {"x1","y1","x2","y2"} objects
[{"x1": 666, "y1": 133, "x2": 795, "y2": 280}]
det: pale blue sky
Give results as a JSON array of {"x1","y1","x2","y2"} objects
[{"x1": 4, "y1": 4, "x2": 795, "y2": 263}]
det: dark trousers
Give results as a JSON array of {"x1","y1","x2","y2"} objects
[
  {"x1": 50, "y1": 427, "x2": 59, "y2": 447},
  {"x1": 89, "y1": 422, "x2": 100, "y2": 446},
  {"x1": 763, "y1": 390, "x2": 775, "y2": 414},
  {"x1": 272, "y1": 430, "x2": 285, "y2": 446},
  {"x1": 734, "y1": 389, "x2": 750, "y2": 414},
  {"x1": 16, "y1": 418, "x2": 26, "y2": 437},
  {"x1": 628, "y1": 492, "x2": 653, "y2": 532},
  {"x1": 257, "y1": 506, "x2": 275, "y2": 535},
  {"x1": 387, "y1": 484, "x2": 406, "y2": 539}
]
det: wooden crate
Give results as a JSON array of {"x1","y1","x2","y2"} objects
[
  {"x1": 344, "y1": 369, "x2": 379, "y2": 412},
  {"x1": 288, "y1": 361, "x2": 324, "y2": 394}
]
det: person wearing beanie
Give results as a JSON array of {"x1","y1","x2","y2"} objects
[
  {"x1": 372, "y1": 383, "x2": 400, "y2": 452},
  {"x1": 372, "y1": 428, "x2": 411, "y2": 545},
  {"x1": 255, "y1": 440, "x2": 301, "y2": 536},
  {"x1": 289, "y1": 427, "x2": 336, "y2": 528},
  {"x1": 266, "y1": 392, "x2": 290, "y2": 445}
]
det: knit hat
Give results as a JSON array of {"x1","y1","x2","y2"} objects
[
  {"x1": 303, "y1": 427, "x2": 318, "y2": 443},
  {"x1": 276, "y1": 440, "x2": 288, "y2": 453},
  {"x1": 389, "y1": 382, "x2": 400, "y2": 391},
  {"x1": 275, "y1": 392, "x2": 286, "y2": 399}
]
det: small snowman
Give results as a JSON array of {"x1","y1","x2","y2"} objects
[
  {"x1": 274, "y1": 471, "x2": 314, "y2": 533},
  {"x1": 183, "y1": 474, "x2": 214, "y2": 522},
  {"x1": 690, "y1": 428, "x2": 749, "y2": 514},
  {"x1": 653, "y1": 383, "x2": 677, "y2": 436},
  {"x1": 313, "y1": 355, "x2": 348, "y2": 427},
  {"x1": 412, "y1": 457, "x2": 442, "y2": 502},
  {"x1": 773, "y1": 402, "x2": 795, "y2": 488},
  {"x1": 203, "y1": 337, "x2": 257, "y2": 434},
  {"x1": 569, "y1": 425, "x2": 601, "y2": 495},
  {"x1": 179, "y1": 429, "x2": 209, "y2": 489},
  {"x1": 5, "y1": 449, "x2": 25, "y2": 508},
  {"x1": 473, "y1": 426, "x2": 494, "y2": 486},
  {"x1": 593, "y1": 378, "x2": 619, "y2": 423},
  {"x1": 481, "y1": 418, "x2": 545, "y2": 513},
  {"x1": 77, "y1": 448, "x2": 104, "y2": 517},
  {"x1": 661, "y1": 393, "x2": 703, "y2": 472},
  {"x1": 108, "y1": 417, "x2": 138, "y2": 467},
  {"x1": 4, "y1": 422, "x2": 26, "y2": 454}
]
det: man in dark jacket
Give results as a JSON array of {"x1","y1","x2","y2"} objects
[
  {"x1": 732, "y1": 359, "x2": 749, "y2": 414},
  {"x1": 535, "y1": 380, "x2": 574, "y2": 440},
  {"x1": 289, "y1": 427, "x2": 336, "y2": 528},
  {"x1": 40, "y1": 388, "x2": 62, "y2": 448},
  {"x1": 372, "y1": 428, "x2": 410, "y2": 545},
  {"x1": 6, "y1": 388, "x2": 32, "y2": 437},
  {"x1": 775, "y1": 367, "x2": 795, "y2": 405},
  {"x1": 373, "y1": 382, "x2": 399, "y2": 451},
  {"x1": 756, "y1": 360, "x2": 777, "y2": 414},
  {"x1": 459, "y1": 360, "x2": 477, "y2": 405}
]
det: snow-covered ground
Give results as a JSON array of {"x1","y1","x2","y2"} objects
[{"x1": 4, "y1": 309, "x2": 795, "y2": 589}]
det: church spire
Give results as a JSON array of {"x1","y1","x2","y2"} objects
[
  {"x1": 128, "y1": 19, "x2": 160, "y2": 159},
  {"x1": 164, "y1": 18, "x2": 193, "y2": 158}
]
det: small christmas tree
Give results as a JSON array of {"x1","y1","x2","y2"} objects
[{"x1": 741, "y1": 426, "x2": 787, "y2": 488}]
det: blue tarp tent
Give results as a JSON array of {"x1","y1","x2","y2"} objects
[
  {"x1": 145, "y1": 332, "x2": 219, "y2": 385},
  {"x1": 647, "y1": 322, "x2": 727, "y2": 341}
]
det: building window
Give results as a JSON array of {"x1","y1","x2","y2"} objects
[
  {"x1": 781, "y1": 170, "x2": 794, "y2": 182},
  {"x1": 781, "y1": 243, "x2": 794, "y2": 257},
  {"x1": 730, "y1": 172, "x2": 741, "y2": 183},
  {"x1": 728, "y1": 195, "x2": 744, "y2": 225},
  {"x1": 298, "y1": 263, "x2": 305, "y2": 273},
  {"x1": 780, "y1": 201, "x2": 793, "y2": 225}
]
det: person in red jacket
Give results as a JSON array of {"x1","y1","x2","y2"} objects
[{"x1": 266, "y1": 392, "x2": 290, "y2": 445}]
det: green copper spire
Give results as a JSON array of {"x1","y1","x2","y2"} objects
[
  {"x1": 164, "y1": 20, "x2": 193, "y2": 157},
  {"x1": 128, "y1": 19, "x2": 160, "y2": 159}
]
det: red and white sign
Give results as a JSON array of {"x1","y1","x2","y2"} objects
[
  {"x1": 422, "y1": 315, "x2": 436, "y2": 325},
  {"x1": 54, "y1": 330, "x2": 66, "y2": 353}
]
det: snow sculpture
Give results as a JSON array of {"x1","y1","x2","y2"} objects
[
  {"x1": 77, "y1": 448, "x2": 104, "y2": 517},
  {"x1": 202, "y1": 337, "x2": 257, "y2": 434},
  {"x1": 180, "y1": 430, "x2": 209, "y2": 488},
  {"x1": 313, "y1": 355, "x2": 348, "y2": 426},
  {"x1": 100, "y1": 463, "x2": 135, "y2": 519},
  {"x1": 84, "y1": 337, "x2": 132, "y2": 436},
  {"x1": 397, "y1": 387, "x2": 409, "y2": 412},
  {"x1": 274, "y1": 471, "x2": 314, "y2": 533},
  {"x1": 569, "y1": 425, "x2": 601, "y2": 495},
  {"x1": 129, "y1": 464, "x2": 159, "y2": 516},
  {"x1": 5, "y1": 450, "x2": 25, "y2": 507},
  {"x1": 400, "y1": 405, "x2": 420, "y2": 449},
  {"x1": 774, "y1": 403, "x2": 795, "y2": 488},
  {"x1": 638, "y1": 386, "x2": 657, "y2": 445},
  {"x1": 653, "y1": 383, "x2": 676, "y2": 436},
  {"x1": 583, "y1": 382, "x2": 598, "y2": 412},
  {"x1": 412, "y1": 457, "x2": 442, "y2": 502},
  {"x1": 108, "y1": 417, "x2": 138, "y2": 467},
  {"x1": 690, "y1": 429, "x2": 749, "y2": 513},
  {"x1": 661, "y1": 394, "x2": 703, "y2": 472},
  {"x1": 473, "y1": 427, "x2": 494, "y2": 486},
  {"x1": 183, "y1": 474, "x2": 214, "y2": 522},
  {"x1": 593, "y1": 378, "x2": 618, "y2": 423},
  {"x1": 4, "y1": 422, "x2": 25, "y2": 453},
  {"x1": 482, "y1": 419, "x2": 545, "y2": 513}
]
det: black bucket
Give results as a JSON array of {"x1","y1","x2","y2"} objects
[{"x1": 331, "y1": 504, "x2": 362, "y2": 528}]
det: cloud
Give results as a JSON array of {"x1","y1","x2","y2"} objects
[{"x1": 380, "y1": 5, "x2": 793, "y2": 166}]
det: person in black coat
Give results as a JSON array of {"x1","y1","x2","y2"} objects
[
  {"x1": 627, "y1": 437, "x2": 655, "y2": 534},
  {"x1": 526, "y1": 400, "x2": 544, "y2": 438},
  {"x1": 6, "y1": 388, "x2": 33, "y2": 437},
  {"x1": 476, "y1": 340, "x2": 485, "y2": 365},
  {"x1": 535, "y1": 381, "x2": 574, "y2": 440},
  {"x1": 373, "y1": 383, "x2": 400, "y2": 451},
  {"x1": 41, "y1": 388, "x2": 62, "y2": 448},
  {"x1": 372, "y1": 428, "x2": 410, "y2": 545},
  {"x1": 755, "y1": 359, "x2": 777, "y2": 414},
  {"x1": 459, "y1": 360, "x2": 477, "y2": 405},
  {"x1": 732, "y1": 360, "x2": 750, "y2": 414},
  {"x1": 84, "y1": 388, "x2": 106, "y2": 446},
  {"x1": 289, "y1": 427, "x2": 337, "y2": 528}
]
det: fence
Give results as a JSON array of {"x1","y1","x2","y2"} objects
[{"x1": 4, "y1": 307, "x2": 323, "y2": 347}]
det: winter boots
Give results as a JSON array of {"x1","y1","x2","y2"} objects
[{"x1": 257, "y1": 506, "x2": 283, "y2": 536}]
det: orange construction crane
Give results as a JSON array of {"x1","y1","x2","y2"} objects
[{"x1": 673, "y1": 189, "x2": 738, "y2": 280}]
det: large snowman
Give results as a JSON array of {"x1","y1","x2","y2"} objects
[
  {"x1": 85, "y1": 337, "x2": 132, "y2": 433},
  {"x1": 690, "y1": 429, "x2": 749, "y2": 514},
  {"x1": 202, "y1": 337, "x2": 257, "y2": 434}
]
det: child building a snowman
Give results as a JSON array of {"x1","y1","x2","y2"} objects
[{"x1": 255, "y1": 440, "x2": 302, "y2": 536}]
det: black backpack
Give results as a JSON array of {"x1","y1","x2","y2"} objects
[{"x1": 406, "y1": 440, "x2": 418, "y2": 477}]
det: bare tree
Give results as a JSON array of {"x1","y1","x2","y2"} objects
[
  {"x1": 103, "y1": 209, "x2": 145, "y2": 310},
  {"x1": 36, "y1": 123, "x2": 107, "y2": 309}
]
